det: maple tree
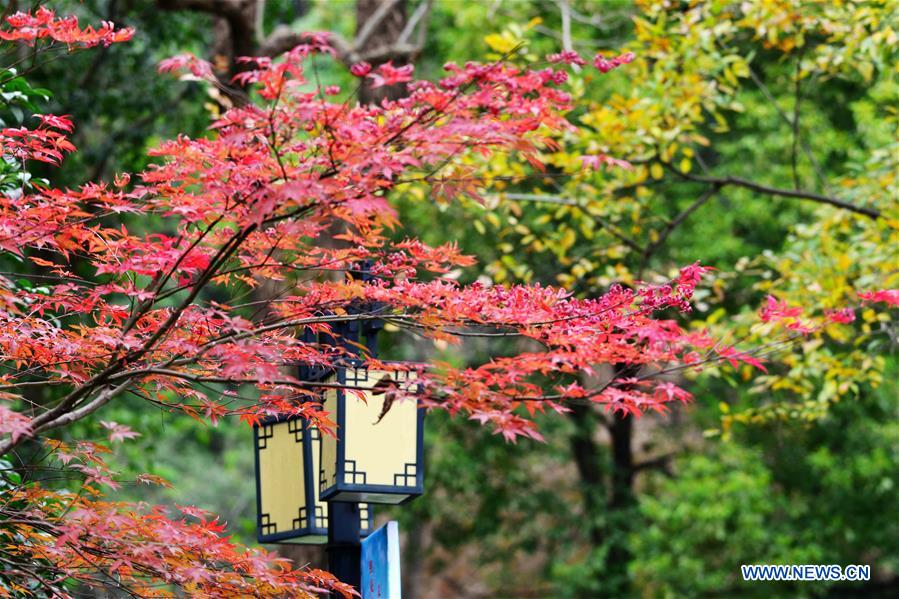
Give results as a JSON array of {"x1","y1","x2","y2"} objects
[{"x1": 0, "y1": 5, "x2": 890, "y2": 598}]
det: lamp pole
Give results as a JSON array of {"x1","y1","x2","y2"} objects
[
  {"x1": 325, "y1": 264, "x2": 379, "y2": 595},
  {"x1": 326, "y1": 502, "x2": 363, "y2": 592}
]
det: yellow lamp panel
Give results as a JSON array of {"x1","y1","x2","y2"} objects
[
  {"x1": 343, "y1": 368, "x2": 418, "y2": 487},
  {"x1": 257, "y1": 421, "x2": 306, "y2": 535}
]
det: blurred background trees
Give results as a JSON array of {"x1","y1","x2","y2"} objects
[{"x1": 17, "y1": 0, "x2": 897, "y2": 596}]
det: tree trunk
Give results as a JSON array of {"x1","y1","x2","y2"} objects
[
  {"x1": 567, "y1": 361, "x2": 637, "y2": 596},
  {"x1": 568, "y1": 403, "x2": 605, "y2": 548},
  {"x1": 605, "y1": 412, "x2": 635, "y2": 595},
  {"x1": 356, "y1": 0, "x2": 408, "y2": 105}
]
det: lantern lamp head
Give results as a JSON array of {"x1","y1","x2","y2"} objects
[
  {"x1": 254, "y1": 416, "x2": 373, "y2": 543},
  {"x1": 319, "y1": 363, "x2": 425, "y2": 504}
]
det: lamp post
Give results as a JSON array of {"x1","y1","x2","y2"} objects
[{"x1": 253, "y1": 267, "x2": 424, "y2": 595}]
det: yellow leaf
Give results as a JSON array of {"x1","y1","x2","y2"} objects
[
  {"x1": 484, "y1": 33, "x2": 518, "y2": 54},
  {"x1": 559, "y1": 228, "x2": 576, "y2": 251},
  {"x1": 650, "y1": 163, "x2": 664, "y2": 180}
]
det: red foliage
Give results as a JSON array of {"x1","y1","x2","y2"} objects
[
  {"x1": 858, "y1": 289, "x2": 899, "y2": 307},
  {"x1": 592, "y1": 51, "x2": 635, "y2": 73},
  {"x1": 0, "y1": 7, "x2": 133, "y2": 47},
  {"x1": 1, "y1": 115, "x2": 76, "y2": 165}
]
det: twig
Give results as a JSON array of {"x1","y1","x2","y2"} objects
[
  {"x1": 747, "y1": 64, "x2": 829, "y2": 193},
  {"x1": 665, "y1": 166, "x2": 880, "y2": 219},
  {"x1": 502, "y1": 192, "x2": 646, "y2": 252},
  {"x1": 557, "y1": 0, "x2": 580, "y2": 72}
]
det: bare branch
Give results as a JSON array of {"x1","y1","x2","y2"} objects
[
  {"x1": 556, "y1": 0, "x2": 580, "y2": 72},
  {"x1": 791, "y1": 50, "x2": 804, "y2": 190},
  {"x1": 666, "y1": 166, "x2": 880, "y2": 219},
  {"x1": 354, "y1": 0, "x2": 404, "y2": 51},
  {"x1": 634, "y1": 452, "x2": 675, "y2": 474},
  {"x1": 397, "y1": 0, "x2": 432, "y2": 46},
  {"x1": 29, "y1": 380, "x2": 134, "y2": 439},
  {"x1": 747, "y1": 64, "x2": 830, "y2": 193},
  {"x1": 503, "y1": 192, "x2": 646, "y2": 252}
]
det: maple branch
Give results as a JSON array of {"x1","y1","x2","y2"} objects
[
  {"x1": 127, "y1": 225, "x2": 259, "y2": 359},
  {"x1": 0, "y1": 223, "x2": 259, "y2": 454},
  {"x1": 0, "y1": 379, "x2": 133, "y2": 454},
  {"x1": 120, "y1": 213, "x2": 227, "y2": 337},
  {"x1": 38, "y1": 380, "x2": 134, "y2": 432},
  {"x1": 665, "y1": 165, "x2": 881, "y2": 219}
]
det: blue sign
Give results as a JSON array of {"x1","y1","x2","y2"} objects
[{"x1": 360, "y1": 521, "x2": 401, "y2": 599}]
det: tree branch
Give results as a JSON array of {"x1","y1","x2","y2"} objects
[
  {"x1": 260, "y1": 0, "x2": 431, "y2": 66},
  {"x1": 354, "y1": 0, "x2": 403, "y2": 51},
  {"x1": 791, "y1": 51, "x2": 803, "y2": 190},
  {"x1": 747, "y1": 64, "x2": 829, "y2": 193},
  {"x1": 397, "y1": 0, "x2": 432, "y2": 46},
  {"x1": 556, "y1": 0, "x2": 580, "y2": 72},
  {"x1": 666, "y1": 166, "x2": 880, "y2": 219},
  {"x1": 502, "y1": 192, "x2": 646, "y2": 252},
  {"x1": 633, "y1": 452, "x2": 675, "y2": 475},
  {"x1": 28, "y1": 380, "x2": 134, "y2": 439}
]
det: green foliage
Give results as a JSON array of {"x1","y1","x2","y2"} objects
[
  {"x1": 634, "y1": 363, "x2": 899, "y2": 597},
  {"x1": 384, "y1": 1, "x2": 899, "y2": 594},
  {"x1": 0, "y1": 70, "x2": 52, "y2": 190},
  {"x1": 29, "y1": 0, "x2": 212, "y2": 186},
  {"x1": 633, "y1": 444, "x2": 820, "y2": 597}
]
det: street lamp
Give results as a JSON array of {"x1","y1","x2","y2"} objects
[
  {"x1": 254, "y1": 416, "x2": 373, "y2": 544},
  {"x1": 254, "y1": 265, "x2": 422, "y2": 592}
]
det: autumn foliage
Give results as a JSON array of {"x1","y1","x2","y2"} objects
[{"x1": 0, "y1": 7, "x2": 889, "y2": 597}]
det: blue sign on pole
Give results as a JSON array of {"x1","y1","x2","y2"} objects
[{"x1": 360, "y1": 521, "x2": 401, "y2": 599}]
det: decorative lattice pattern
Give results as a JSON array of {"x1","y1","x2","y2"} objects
[
  {"x1": 287, "y1": 418, "x2": 303, "y2": 442},
  {"x1": 343, "y1": 459, "x2": 367, "y2": 484},
  {"x1": 291, "y1": 507, "x2": 308, "y2": 531},
  {"x1": 259, "y1": 513, "x2": 277, "y2": 535},
  {"x1": 256, "y1": 424, "x2": 274, "y2": 450},
  {"x1": 393, "y1": 462, "x2": 418, "y2": 487}
]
